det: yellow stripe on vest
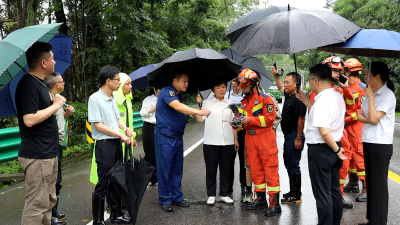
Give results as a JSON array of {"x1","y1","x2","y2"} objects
[
  {"x1": 351, "y1": 112, "x2": 358, "y2": 120},
  {"x1": 340, "y1": 179, "x2": 346, "y2": 184},
  {"x1": 268, "y1": 186, "x2": 280, "y2": 192},
  {"x1": 259, "y1": 116, "x2": 266, "y2": 127},
  {"x1": 346, "y1": 98, "x2": 355, "y2": 105},
  {"x1": 255, "y1": 183, "x2": 267, "y2": 189},
  {"x1": 348, "y1": 168, "x2": 357, "y2": 173},
  {"x1": 357, "y1": 171, "x2": 365, "y2": 176},
  {"x1": 251, "y1": 103, "x2": 263, "y2": 113}
]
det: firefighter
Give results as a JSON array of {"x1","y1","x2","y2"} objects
[
  {"x1": 233, "y1": 68, "x2": 281, "y2": 217},
  {"x1": 342, "y1": 58, "x2": 367, "y2": 202},
  {"x1": 308, "y1": 56, "x2": 355, "y2": 209}
]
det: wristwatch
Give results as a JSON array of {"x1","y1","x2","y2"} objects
[
  {"x1": 335, "y1": 147, "x2": 341, "y2": 154},
  {"x1": 296, "y1": 135, "x2": 302, "y2": 139}
]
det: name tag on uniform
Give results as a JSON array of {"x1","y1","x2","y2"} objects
[{"x1": 120, "y1": 112, "x2": 125, "y2": 117}]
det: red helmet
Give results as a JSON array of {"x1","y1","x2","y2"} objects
[
  {"x1": 237, "y1": 68, "x2": 259, "y2": 87},
  {"x1": 344, "y1": 58, "x2": 363, "y2": 72},
  {"x1": 322, "y1": 56, "x2": 345, "y2": 70}
]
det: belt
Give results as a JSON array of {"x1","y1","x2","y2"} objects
[
  {"x1": 144, "y1": 121, "x2": 156, "y2": 126},
  {"x1": 282, "y1": 130, "x2": 296, "y2": 135},
  {"x1": 246, "y1": 128, "x2": 271, "y2": 136},
  {"x1": 98, "y1": 138, "x2": 121, "y2": 143}
]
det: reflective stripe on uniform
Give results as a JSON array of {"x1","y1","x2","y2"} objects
[
  {"x1": 252, "y1": 103, "x2": 263, "y2": 117},
  {"x1": 346, "y1": 98, "x2": 355, "y2": 105},
  {"x1": 353, "y1": 93, "x2": 360, "y2": 98},
  {"x1": 238, "y1": 108, "x2": 248, "y2": 116},
  {"x1": 259, "y1": 116, "x2": 266, "y2": 127},
  {"x1": 268, "y1": 186, "x2": 280, "y2": 192},
  {"x1": 357, "y1": 171, "x2": 365, "y2": 176},
  {"x1": 340, "y1": 179, "x2": 346, "y2": 184},
  {"x1": 351, "y1": 112, "x2": 358, "y2": 120},
  {"x1": 255, "y1": 183, "x2": 266, "y2": 189},
  {"x1": 348, "y1": 168, "x2": 357, "y2": 173}
]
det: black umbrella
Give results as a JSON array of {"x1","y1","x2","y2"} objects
[
  {"x1": 147, "y1": 48, "x2": 242, "y2": 93},
  {"x1": 220, "y1": 49, "x2": 273, "y2": 91},
  {"x1": 231, "y1": 7, "x2": 360, "y2": 56},
  {"x1": 107, "y1": 145, "x2": 155, "y2": 225},
  {"x1": 226, "y1": 5, "x2": 297, "y2": 42}
]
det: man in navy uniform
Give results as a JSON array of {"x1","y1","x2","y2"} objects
[{"x1": 155, "y1": 73, "x2": 210, "y2": 212}]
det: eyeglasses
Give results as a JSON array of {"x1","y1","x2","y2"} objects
[
  {"x1": 110, "y1": 78, "x2": 120, "y2": 81},
  {"x1": 54, "y1": 81, "x2": 65, "y2": 85}
]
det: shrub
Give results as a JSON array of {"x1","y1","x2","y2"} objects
[{"x1": 0, "y1": 117, "x2": 18, "y2": 129}]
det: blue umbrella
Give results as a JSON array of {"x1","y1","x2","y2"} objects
[
  {"x1": 128, "y1": 64, "x2": 158, "y2": 89},
  {"x1": 0, "y1": 33, "x2": 73, "y2": 117},
  {"x1": 318, "y1": 29, "x2": 400, "y2": 58}
]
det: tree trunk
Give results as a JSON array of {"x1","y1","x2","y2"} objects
[
  {"x1": 53, "y1": 0, "x2": 68, "y2": 35},
  {"x1": 21, "y1": 0, "x2": 27, "y2": 27}
]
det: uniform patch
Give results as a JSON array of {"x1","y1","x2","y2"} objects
[
  {"x1": 169, "y1": 91, "x2": 175, "y2": 97},
  {"x1": 361, "y1": 96, "x2": 366, "y2": 103},
  {"x1": 352, "y1": 89, "x2": 356, "y2": 93},
  {"x1": 267, "y1": 104, "x2": 273, "y2": 113},
  {"x1": 336, "y1": 89, "x2": 340, "y2": 92},
  {"x1": 254, "y1": 99, "x2": 259, "y2": 105},
  {"x1": 241, "y1": 104, "x2": 246, "y2": 109}
]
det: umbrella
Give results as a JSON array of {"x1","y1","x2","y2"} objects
[
  {"x1": 226, "y1": 5, "x2": 297, "y2": 42},
  {"x1": 220, "y1": 49, "x2": 273, "y2": 91},
  {"x1": 0, "y1": 33, "x2": 73, "y2": 117},
  {"x1": 231, "y1": 8, "x2": 360, "y2": 56},
  {"x1": 147, "y1": 48, "x2": 242, "y2": 93},
  {"x1": 129, "y1": 64, "x2": 158, "y2": 89},
  {"x1": 318, "y1": 29, "x2": 400, "y2": 58},
  {"x1": 107, "y1": 145, "x2": 155, "y2": 225},
  {"x1": 0, "y1": 23, "x2": 62, "y2": 90}
]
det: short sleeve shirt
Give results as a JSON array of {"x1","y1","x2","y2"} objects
[
  {"x1": 306, "y1": 88, "x2": 345, "y2": 144},
  {"x1": 224, "y1": 90, "x2": 244, "y2": 104},
  {"x1": 15, "y1": 74, "x2": 58, "y2": 159},
  {"x1": 361, "y1": 84, "x2": 396, "y2": 144},
  {"x1": 155, "y1": 84, "x2": 186, "y2": 138},
  {"x1": 88, "y1": 88, "x2": 120, "y2": 140},
  {"x1": 281, "y1": 92, "x2": 307, "y2": 133}
]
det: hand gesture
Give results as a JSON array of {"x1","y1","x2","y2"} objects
[
  {"x1": 65, "y1": 105, "x2": 75, "y2": 116},
  {"x1": 121, "y1": 135, "x2": 132, "y2": 145},
  {"x1": 124, "y1": 127, "x2": 133, "y2": 137},
  {"x1": 52, "y1": 94, "x2": 66, "y2": 108},
  {"x1": 337, "y1": 148, "x2": 347, "y2": 161},
  {"x1": 294, "y1": 137, "x2": 302, "y2": 149},
  {"x1": 200, "y1": 108, "x2": 211, "y2": 117},
  {"x1": 196, "y1": 94, "x2": 202, "y2": 104},
  {"x1": 234, "y1": 139, "x2": 239, "y2": 151},
  {"x1": 364, "y1": 84, "x2": 374, "y2": 97},
  {"x1": 241, "y1": 116, "x2": 249, "y2": 125},
  {"x1": 338, "y1": 74, "x2": 349, "y2": 89},
  {"x1": 132, "y1": 139, "x2": 138, "y2": 148},
  {"x1": 296, "y1": 90, "x2": 307, "y2": 101},
  {"x1": 272, "y1": 67, "x2": 279, "y2": 76}
]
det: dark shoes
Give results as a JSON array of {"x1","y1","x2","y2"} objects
[
  {"x1": 246, "y1": 192, "x2": 268, "y2": 210},
  {"x1": 281, "y1": 174, "x2": 302, "y2": 204},
  {"x1": 92, "y1": 193, "x2": 106, "y2": 225},
  {"x1": 358, "y1": 222, "x2": 369, "y2": 225},
  {"x1": 51, "y1": 217, "x2": 66, "y2": 225},
  {"x1": 344, "y1": 173, "x2": 360, "y2": 193},
  {"x1": 265, "y1": 193, "x2": 282, "y2": 217},
  {"x1": 172, "y1": 200, "x2": 191, "y2": 207},
  {"x1": 342, "y1": 196, "x2": 353, "y2": 209},
  {"x1": 356, "y1": 180, "x2": 367, "y2": 202},
  {"x1": 161, "y1": 204, "x2": 173, "y2": 212},
  {"x1": 110, "y1": 211, "x2": 131, "y2": 224}
]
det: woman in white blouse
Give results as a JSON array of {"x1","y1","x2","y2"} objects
[
  {"x1": 195, "y1": 81, "x2": 239, "y2": 206},
  {"x1": 140, "y1": 87, "x2": 161, "y2": 186},
  {"x1": 357, "y1": 61, "x2": 396, "y2": 225}
]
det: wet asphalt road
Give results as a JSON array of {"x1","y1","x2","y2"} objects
[{"x1": 1, "y1": 103, "x2": 400, "y2": 225}]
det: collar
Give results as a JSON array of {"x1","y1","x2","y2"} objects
[
  {"x1": 375, "y1": 84, "x2": 388, "y2": 96},
  {"x1": 168, "y1": 84, "x2": 180, "y2": 94},
  {"x1": 314, "y1": 88, "x2": 334, "y2": 101},
  {"x1": 212, "y1": 96, "x2": 228, "y2": 104},
  {"x1": 349, "y1": 79, "x2": 360, "y2": 88},
  {"x1": 98, "y1": 88, "x2": 113, "y2": 102},
  {"x1": 229, "y1": 90, "x2": 243, "y2": 96}
]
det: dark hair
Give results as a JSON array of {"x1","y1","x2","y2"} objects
[
  {"x1": 211, "y1": 81, "x2": 227, "y2": 93},
  {"x1": 26, "y1": 42, "x2": 54, "y2": 69},
  {"x1": 348, "y1": 71, "x2": 360, "y2": 77},
  {"x1": 98, "y1": 65, "x2": 120, "y2": 86},
  {"x1": 44, "y1": 72, "x2": 61, "y2": 89},
  {"x1": 172, "y1": 73, "x2": 188, "y2": 82},
  {"x1": 286, "y1": 72, "x2": 301, "y2": 85},
  {"x1": 309, "y1": 64, "x2": 332, "y2": 82},
  {"x1": 369, "y1": 61, "x2": 394, "y2": 92}
]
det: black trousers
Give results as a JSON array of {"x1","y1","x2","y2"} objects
[
  {"x1": 229, "y1": 130, "x2": 246, "y2": 190},
  {"x1": 308, "y1": 143, "x2": 343, "y2": 225},
  {"x1": 204, "y1": 144, "x2": 236, "y2": 196},
  {"x1": 143, "y1": 122, "x2": 157, "y2": 183},
  {"x1": 363, "y1": 142, "x2": 393, "y2": 225},
  {"x1": 56, "y1": 144, "x2": 63, "y2": 196},
  {"x1": 94, "y1": 140, "x2": 122, "y2": 196}
]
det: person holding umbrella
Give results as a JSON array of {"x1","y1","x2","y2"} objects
[
  {"x1": 357, "y1": 61, "x2": 396, "y2": 225},
  {"x1": 233, "y1": 69, "x2": 282, "y2": 217},
  {"x1": 195, "y1": 81, "x2": 238, "y2": 205},
  {"x1": 15, "y1": 42, "x2": 66, "y2": 225},
  {"x1": 140, "y1": 87, "x2": 161, "y2": 186},
  {"x1": 155, "y1": 73, "x2": 211, "y2": 212},
  {"x1": 88, "y1": 65, "x2": 134, "y2": 224}
]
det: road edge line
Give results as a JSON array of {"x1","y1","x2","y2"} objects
[
  {"x1": 184, "y1": 138, "x2": 204, "y2": 157},
  {"x1": 389, "y1": 170, "x2": 400, "y2": 184}
]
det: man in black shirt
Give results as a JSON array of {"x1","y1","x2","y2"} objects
[
  {"x1": 272, "y1": 69, "x2": 306, "y2": 204},
  {"x1": 16, "y1": 42, "x2": 66, "y2": 225}
]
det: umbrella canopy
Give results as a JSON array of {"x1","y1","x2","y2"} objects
[
  {"x1": 226, "y1": 5, "x2": 297, "y2": 42},
  {"x1": 0, "y1": 32, "x2": 73, "y2": 117},
  {"x1": 129, "y1": 64, "x2": 158, "y2": 89},
  {"x1": 0, "y1": 23, "x2": 62, "y2": 90},
  {"x1": 231, "y1": 9, "x2": 361, "y2": 56},
  {"x1": 318, "y1": 29, "x2": 400, "y2": 58},
  {"x1": 147, "y1": 48, "x2": 242, "y2": 93}
]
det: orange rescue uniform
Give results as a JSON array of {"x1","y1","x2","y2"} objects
[
  {"x1": 308, "y1": 85, "x2": 353, "y2": 194},
  {"x1": 238, "y1": 92, "x2": 280, "y2": 194},
  {"x1": 343, "y1": 79, "x2": 366, "y2": 181}
]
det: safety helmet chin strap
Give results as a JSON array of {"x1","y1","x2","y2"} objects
[{"x1": 244, "y1": 81, "x2": 260, "y2": 103}]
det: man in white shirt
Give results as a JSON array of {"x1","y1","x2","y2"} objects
[{"x1": 298, "y1": 64, "x2": 347, "y2": 225}]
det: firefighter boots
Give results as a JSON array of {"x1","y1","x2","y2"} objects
[
  {"x1": 281, "y1": 174, "x2": 301, "y2": 204},
  {"x1": 344, "y1": 173, "x2": 360, "y2": 193},
  {"x1": 246, "y1": 192, "x2": 268, "y2": 210},
  {"x1": 356, "y1": 179, "x2": 367, "y2": 202},
  {"x1": 265, "y1": 193, "x2": 282, "y2": 217},
  {"x1": 92, "y1": 193, "x2": 106, "y2": 225}
]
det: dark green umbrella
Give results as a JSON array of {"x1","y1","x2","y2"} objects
[{"x1": 0, "y1": 23, "x2": 62, "y2": 91}]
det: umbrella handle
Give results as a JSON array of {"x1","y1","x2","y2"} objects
[{"x1": 273, "y1": 61, "x2": 284, "y2": 76}]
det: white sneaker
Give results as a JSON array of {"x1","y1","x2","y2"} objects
[
  {"x1": 220, "y1": 196, "x2": 234, "y2": 204},
  {"x1": 207, "y1": 196, "x2": 216, "y2": 205}
]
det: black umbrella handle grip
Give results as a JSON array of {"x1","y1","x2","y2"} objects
[{"x1": 273, "y1": 61, "x2": 284, "y2": 76}]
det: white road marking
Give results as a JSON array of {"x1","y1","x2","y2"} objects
[
  {"x1": 87, "y1": 138, "x2": 203, "y2": 224},
  {"x1": 395, "y1": 123, "x2": 400, "y2": 125}
]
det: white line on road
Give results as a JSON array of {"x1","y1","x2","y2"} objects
[
  {"x1": 87, "y1": 138, "x2": 203, "y2": 225},
  {"x1": 395, "y1": 123, "x2": 400, "y2": 125}
]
